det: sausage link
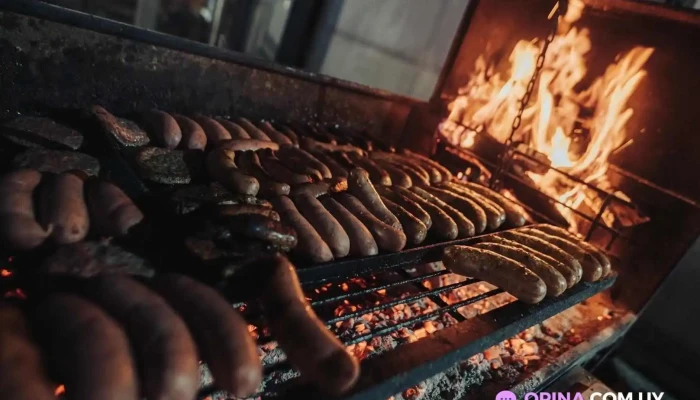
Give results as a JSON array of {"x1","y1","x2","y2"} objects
[
  {"x1": 215, "y1": 118, "x2": 251, "y2": 139},
  {"x1": 277, "y1": 145, "x2": 333, "y2": 179},
  {"x1": 0, "y1": 169, "x2": 52, "y2": 250},
  {"x1": 217, "y1": 204, "x2": 280, "y2": 221},
  {"x1": 376, "y1": 186, "x2": 431, "y2": 229},
  {"x1": 191, "y1": 115, "x2": 232, "y2": 145},
  {"x1": 391, "y1": 186, "x2": 458, "y2": 240},
  {"x1": 172, "y1": 114, "x2": 207, "y2": 150},
  {"x1": 259, "y1": 151, "x2": 313, "y2": 185},
  {"x1": 458, "y1": 181, "x2": 527, "y2": 227},
  {"x1": 39, "y1": 172, "x2": 90, "y2": 244},
  {"x1": 142, "y1": 109, "x2": 182, "y2": 149},
  {"x1": 400, "y1": 149, "x2": 453, "y2": 182},
  {"x1": 273, "y1": 196, "x2": 333, "y2": 262},
  {"x1": 218, "y1": 139, "x2": 279, "y2": 152},
  {"x1": 258, "y1": 121, "x2": 293, "y2": 145},
  {"x1": 347, "y1": 153, "x2": 392, "y2": 186},
  {"x1": 374, "y1": 160, "x2": 412, "y2": 188},
  {"x1": 410, "y1": 186, "x2": 475, "y2": 238},
  {"x1": 498, "y1": 231, "x2": 583, "y2": 284},
  {"x1": 423, "y1": 186, "x2": 487, "y2": 234},
  {"x1": 294, "y1": 193, "x2": 350, "y2": 258},
  {"x1": 236, "y1": 151, "x2": 290, "y2": 197},
  {"x1": 335, "y1": 193, "x2": 406, "y2": 252},
  {"x1": 320, "y1": 196, "x2": 378, "y2": 257},
  {"x1": 347, "y1": 168, "x2": 402, "y2": 231},
  {"x1": 440, "y1": 182, "x2": 506, "y2": 230},
  {"x1": 382, "y1": 196, "x2": 427, "y2": 245},
  {"x1": 206, "y1": 148, "x2": 259, "y2": 195},
  {"x1": 86, "y1": 180, "x2": 144, "y2": 237},
  {"x1": 234, "y1": 117, "x2": 271, "y2": 141},
  {"x1": 311, "y1": 151, "x2": 349, "y2": 178},
  {"x1": 531, "y1": 224, "x2": 611, "y2": 277}
]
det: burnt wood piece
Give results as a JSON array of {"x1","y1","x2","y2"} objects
[
  {"x1": 89, "y1": 105, "x2": 150, "y2": 147},
  {"x1": 134, "y1": 147, "x2": 192, "y2": 185},
  {"x1": 11, "y1": 148, "x2": 100, "y2": 176},
  {"x1": 1, "y1": 116, "x2": 84, "y2": 150}
]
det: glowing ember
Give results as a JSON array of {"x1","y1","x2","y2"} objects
[
  {"x1": 443, "y1": 0, "x2": 654, "y2": 231},
  {"x1": 54, "y1": 384, "x2": 65, "y2": 396},
  {"x1": 0, "y1": 269, "x2": 12, "y2": 277},
  {"x1": 3, "y1": 288, "x2": 26, "y2": 299}
]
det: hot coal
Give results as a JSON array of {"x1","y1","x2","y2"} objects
[
  {"x1": 89, "y1": 105, "x2": 150, "y2": 147},
  {"x1": 12, "y1": 148, "x2": 100, "y2": 176},
  {"x1": 134, "y1": 146, "x2": 192, "y2": 184},
  {"x1": 1, "y1": 116, "x2": 84, "y2": 150}
]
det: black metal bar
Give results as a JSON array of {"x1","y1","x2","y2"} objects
[
  {"x1": 395, "y1": 268, "x2": 467, "y2": 323},
  {"x1": 275, "y1": 0, "x2": 325, "y2": 68}
]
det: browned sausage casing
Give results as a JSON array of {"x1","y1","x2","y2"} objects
[
  {"x1": 410, "y1": 186, "x2": 475, "y2": 238},
  {"x1": 152, "y1": 274, "x2": 262, "y2": 398},
  {"x1": 531, "y1": 224, "x2": 611, "y2": 277},
  {"x1": 498, "y1": 231, "x2": 583, "y2": 284},
  {"x1": 277, "y1": 145, "x2": 333, "y2": 179},
  {"x1": 458, "y1": 181, "x2": 527, "y2": 227},
  {"x1": 218, "y1": 138, "x2": 280, "y2": 152},
  {"x1": 0, "y1": 169, "x2": 52, "y2": 250},
  {"x1": 400, "y1": 149, "x2": 453, "y2": 182},
  {"x1": 519, "y1": 228, "x2": 603, "y2": 282},
  {"x1": 236, "y1": 151, "x2": 290, "y2": 197},
  {"x1": 192, "y1": 115, "x2": 232, "y2": 145},
  {"x1": 335, "y1": 193, "x2": 406, "y2": 252},
  {"x1": 295, "y1": 193, "x2": 350, "y2": 258},
  {"x1": 473, "y1": 242, "x2": 567, "y2": 297},
  {"x1": 320, "y1": 196, "x2": 378, "y2": 257},
  {"x1": 215, "y1": 118, "x2": 251, "y2": 139},
  {"x1": 259, "y1": 151, "x2": 313, "y2": 185},
  {"x1": 84, "y1": 275, "x2": 199, "y2": 400},
  {"x1": 0, "y1": 303, "x2": 55, "y2": 400},
  {"x1": 39, "y1": 172, "x2": 90, "y2": 244},
  {"x1": 217, "y1": 204, "x2": 281, "y2": 221},
  {"x1": 87, "y1": 180, "x2": 144, "y2": 237},
  {"x1": 478, "y1": 235, "x2": 577, "y2": 288},
  {"x1": 381, "y1": 196, "x2": 427, "y2": 245},
  {"x1": 391, "y1": 186, "x2": 459, "y2": 240},
  {"x1": 273, "y1": 196, "x2": 333, "y2": 262},
  {"x1": 440, "y1": 182, "x2": 506, "y2": 230},
  {"x1": 258, "y1": 121, "x2": 293, "y2": 145},
  {"x1": 443, "y1": 246, "x2": 547, "y2": 304},
  {"x1": 33, "y1": 294, "x2": 139, "y2": 400},
  {"x1": 376, "y1": 186, "x2": 431, "y2": 229},
  {"x1": 255, "y1": 255, "x2": 360, "y2": 394},
  {"x1": 206, "y1": 148, "x2": 260, "y2": 195},
  {"x1": 311, "y1": 151, "x2": 349, "y2": 178},
  {"x1": 374, "y1": 160, "x2": 412, "y2": 188},
  {"x1": 274, "y1": 153, "x2": 324, "y2": 181},
  {"x1": 347, "y1": 153, "x2": 392, "y2": 186},
  {"x1": 142, "y1": 109, "x2": 182, "y2": 149},
  {"x1": 347, "y1": 168, "x2": 402, "y2": 231},
  {"x1": 423, "y1": 186, "x2": 487, "y2": 234},
  {"x1": 172, "y1": 114, "x2": 207, "y2": 150},
  {"x1": 235, "y1": 117, "x2": 272, "y2": 141}
]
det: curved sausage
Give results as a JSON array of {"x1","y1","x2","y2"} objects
[
  {"x1": 33, "y1": 294, "x2": 138, "y2": 400},
  {"x1": 443, "y1": 246, "x2": 546, "y2": 304},
  {"x1": 311, "y1": 152, "x2": 348, "y2": 178},
  {"x1": 0, "y1": 303, "x2": 55, "y2": 400},
  {"x1": 152, "y1": 274, "x2": 262, "y2": 397},
  {"x1": 39, "y1": 172, "x2": 90, "y2": 244},
  {"x1": 217, "y1": 204, "x2": 280, "y2": 221},
  {"x1": 347, "y1": 153, "x2": 391, "y2": 186},
  {"x1": 519, "y1": 228, "x2": 603, "y2": 282},
  {"x1": 382, "y1": 196, "x2": 427, "y2": 245},
  {"x1": 0, "y1": 169, "x2": 52, "y2": 251},
  {"x1": 374, "y1": 160, "x2": 412, "y2": 188},
  {"x1": 273, "y1": 196, "x2": 333, "y2": 262},
  {"x1": 191, "y1": 115, "x2": 232, "y2": 145},
  {"x1": 258, "y1": 121, "x2": 293, "y2": 145},
  {"x1": 347, "y1": 168, "x2": 401, "y2": 231},
  {"x1": 206, "y1": 148, "x2": 259, "y2": 196},
  {"x1": 391, "y1": 186, "x2": 458, "y2": 240},
  {"x1": 275, "y1": 154, "x2": 324, "y2": 181},
  {"x1": 220, "y1": 214, "x2": 297, "y2": 250},
  {"x1": 370, "y1": 152, "x2": 431, "y2": 183},
  {"x1": 218, "y1": 139, "x2": 279, "y2": 152},
  {"x1": 84, "y1": 275, "x2": 199, "y2": 400},
  {"x1": 215, "y1": 118, "x2": 251, "y2": 139},
  {"x1": 498, "y1": 231, "x2": 583, "y2": 284},
  {"x1": 473, "y1": 242, "x2": 567, "y2": 297},
  {"x1": 273, "y1": 124, "x2": 300, "y2": 146},
  {"x1": 410, "y1": 186, "x2": 475, "y2": 238},
  {"x1": 142, "y1": 109, "x2": 182, "y2": 149},
  {"x1": 301, "y1": 137, "x2": 364, "y2": 155},
  {"x1": 277, "y1": 145, "x2": 333, "y2": 179},
  {"x1": 335, "y1": 193, "x2": 406, "y2": 252},
  {"x1": 172, "y1": 114, "x2": 207, "y2": 151},
  {"x1": 236, "y1": 151, "x2": 290, "y2": 197},
  {"x1": 86, "y1": 180, "x2": 144, "y2": 237},
  {"x1": 320, "y1": 196, "x2": 378, "y2": 257},
  {"x1": 400, "y1": 149, "x2": 453, "y2": 182},
  {"x1": 234, "y1": 117, "x2": 271, "y2": 141},
  {"x1": 259, "y1": 151, "x2": 313, "y2": 185},
  {"x1": 439, "y1": 182, "x2": 506, "y2": 230},
  {"x1": 423, "y1": 186, "x2": 488, "y2": 234},
  {"x1": 458, "y1": 181, "x2": 527, "y2": 227},
  {"x1": 291, "y1": 181, "x2": 330, "y2": 198},
  {"x1": 376, "y1": 186, "x2": 431, "y2": 229},
  {"x1": 531, "y1": 224, "x2": 611, "y2": 277},
  {"x1": 254, "y1": 255, "x2": 360, "y2": 394},
  {"x1": 294, "y1": 193, "x2": 350, "y2": 258}
]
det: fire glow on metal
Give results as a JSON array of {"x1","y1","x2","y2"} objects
[{"x1": 496, "y1": 391, "x2": 665, "y2": 400}]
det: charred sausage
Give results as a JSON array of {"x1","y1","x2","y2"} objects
[
  {"x1": 457, "y1": 181, "x2": 527, "y2": 227},
  {"x1": 335, "y1": 193, "x2": 406, "y2": 252},
  {"x1": 320, "y1": 197, "x2": 378, "y2": 257},
  {"x1": 347, "y1": 168, "x2": 402, "y2": 231},
  {"x1": 39, "y1": 172, "x2": 90, "y2": 244},
  {"x1": 400, "y1": 149, "x2": 453, "y2": 182},
  {"x1": 294, "y1": 193, "x2": 350, "y2": 258},
  {"x1": 234, "y1": 117, "x2": 271, "y2": 141},
  {"x1": 215, "y1": 118, "x2": 251, "y2": 139},
  {"x1": 277, "y1": 145, "x2": 333, "y2": 179},
  {"x1": 206, "y1": 148, "x2": 259, "y2": 195},
  {"x1": 259, "y1": 151, "x2": 313, "y2": 185},
  {"x1": 172, "y1": 114, "x2": 207, "y2": 151},
  {"x1": 531, "y1": 224, "x2": 611, "y2": 277},
  {"x1": 311, "y1": 152, "x2": 349, "y2": 178},
  {"x1": 439, "y1": 182, "x2": 506, "y2": 230},
  {"x1": 86, "y1": 180, "x2": 144, "y2": 237},
  {"x1": 273, "y1": 196, "x2": 333, "y2": 262},
  {"x1": 236, "y1": 151, "x2": 290, "y2": 197},
  {"x1": 258, "y1": 121, "x2": 294, "y2": 145},
  {"x1": 347, "y1": 153, "x2": 392, "y2": 186},
  {"x1": 410, "y1": 186, "x2": 475, "y2": 238},
  {"x1": 142, "y1": 109, "x2": 182, "y2": 149},
  {"x1": 498, "y1": 231, "x2": 583, "y2": 284},
  {"x1": 152, "y1": 274, "x2": 261, "y2": 398},
  {"x1": 33, "y1": 294, "x2": 139, "y2": 400},
  {"x1": 374, "y1": 160, "x2": 412, "y2": 188},
  {"x1": 443, "y1": 246, "x2": 547, "y2": 304},
  {"x1": 0, "y1": 169, "x2": 52, "y2": 250},
  {"x1": 375, "y1": 186, "x2": 431, "y2": 229},
  {"x1": 423, "y1": 186, "x2": 488, "y2": 234},
  {"x1": 217, "y1": 204, "x2": 281, "y2": 221},
  {"x1": 391, "y1": 186, "x2": 458, "y2": 240},
  {"x1": 382, "y1": 196, "x2": 427, "y2": 245},
  {"x1": 273, "y1": 124, "x2": 300, "y2": 146},
  {"x1": 220, "y1": 214, "x2": 297, "y2": 250},
  {"x1": 192, "y1": 115, "x2": 232, "y2": 145}
]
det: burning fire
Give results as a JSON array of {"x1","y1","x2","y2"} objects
[{"x1": 443, "y1": 0, "x2": 653, "y2": 230}]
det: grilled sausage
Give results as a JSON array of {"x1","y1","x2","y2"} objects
[
  {"x1": 295, "y1": 193, "x2": 350, "y2": 258},
  {"x1": 215, "y1": 118, "x2": 251, "y2": 139},
  {"x1": 84, "y1": 275, "x2": 199, "y2": 400},
  {"x1": 39, "y1": 172, "x2": 89, "y2": 244},
  {"x1": 142, "y1": 109, "x2": 182, "y2": 149},
  {"x1": 258, "y1": 121, "x2": 293, "y2": 145},
  {"x1": 400, "y1": 149, "x2": 453, "y2": 182},
  {"x1": 0, "y1": 303, "x2": 55, "y2": 400},
  {"x1": 277, "y1": 145, "x2": 333, "y2": 179},
  {"x1": 0, "y1": 169, "x2": 52, "y2": 250},
  {"x1": 376, "y1": 186, "x2": 431, "y2": 229},
  {"x1": 423, "y1": 186, "x2": 487, "y2": 234},
  {"x1": 275, "y1": 155, "x2": 324, "y2": 182},
  {"x1": 291, "y1": 181, "x2": 330, "y2": 198},
  {"x1": 374, "y1": 160, "x2": 412, "y2": 188},
  {"x1": 440, "y1": 182, "x2": 506, "y2": 230},
  {"x1": 86, "y1": 180, "x2": 144, "y2": 237},
  {"x1": 336, "y1": 193, "x2": 406, "y2": 252},
  {"x1": 33, "y1": 294, "x2": 138, "y2": 400},
  {"x1": 153, "y1": 274, "x2": 261, "y2": 398},
  {"x1": 273, "y1": 124, "x2": 300, "y2": 145},
  {"x1": 259, "y1": 151, "x2": 313, "y2": 185},
  {"x1": 218, "y1": 138, "x2": 279, "y2": 152},
  {"x1": 311, "y1": 152, "x2": 349, "y2": 178},
  {"x1": 347, "y1": 153, "x2": 391, "y2": 186},
  {"x1": 478, "y1": 235, "x2": 577, "y2": 288},
  {"x1": 220, "y1": 214, "x2": 297, "y2": 250},
  {"x1": 236, "y1": 151, "x2": 290, "y2": 197},
  {"x1": 347, "y1": 168, "x2": 402, "y2": 231},
  {"x1": 443, "y1": 245, "x2": 547, "y2": 304},
  {"x1": 410, "y1": 186, "x2": 475, "y2": 238},
  {"x1": 301, "y1": 137, "x2": 364, "y2": 155},
  {"x1": 382, "y1": 197, "x2": 427, "y2": 245},
  {"x1": 458, "y1": 181, "x2": 527, "y2": 227},
  {"x1": 254, "y1": 255, "x2": 360, "y2": 394},
  {"x1": 217, "y1": 204, "x2": 280, "y2": 221},
  {"x1": 392, "y1": 186, "x2": 459, "y2": 240},
  {"x1": 192, "y1": 115, "x2": 232, "y2": 145},
  {"x1": 473, "y1": 242, "x2": 567, "y2": 297},
  {"x1": 320, "y1": 196, "x2": 378, "y2": 257},
  {"x1": 531, "y1": 224, "x2": 611, "y2": 277},
  {"x1": 206, "y1": 148, "x2": 259, "y2": 195},
  {"x1": 394, "y1": 162, "x2": 431, "y2": 187},
  {"x1": 273, "y1": 196, "x2": 333, "y2": 262},
  {"x1": 172, "y1": 114, "x2": 207, "y2": 150},
  {"x1": 370, "y1": 152, "x2": 431, "y2": 183},
  {"x1": 519, "y1": 228, "x2": 603, "y2": 282},
  {"x1": 234, "y1": 117, "x2": 272, "y2": 141},
  {"x1": 498, "y1": 231, "x2": 583, "y2": 283}
]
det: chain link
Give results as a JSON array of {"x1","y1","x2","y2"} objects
[{"x1": 490, "y1": 1, "x2": 564, "y2": 190}]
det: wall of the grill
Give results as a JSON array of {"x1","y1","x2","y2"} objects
[{"x1": 0, "y1": 7, "x2": 417, "y2": 146}]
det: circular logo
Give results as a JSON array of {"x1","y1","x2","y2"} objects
[{"x1": 496, "y1": 390, "x2": 517, "y2": 400}]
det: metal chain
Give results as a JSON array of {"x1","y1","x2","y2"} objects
[{"x1": 490, "y1": 1, "x2": 564, "y2": 190}]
